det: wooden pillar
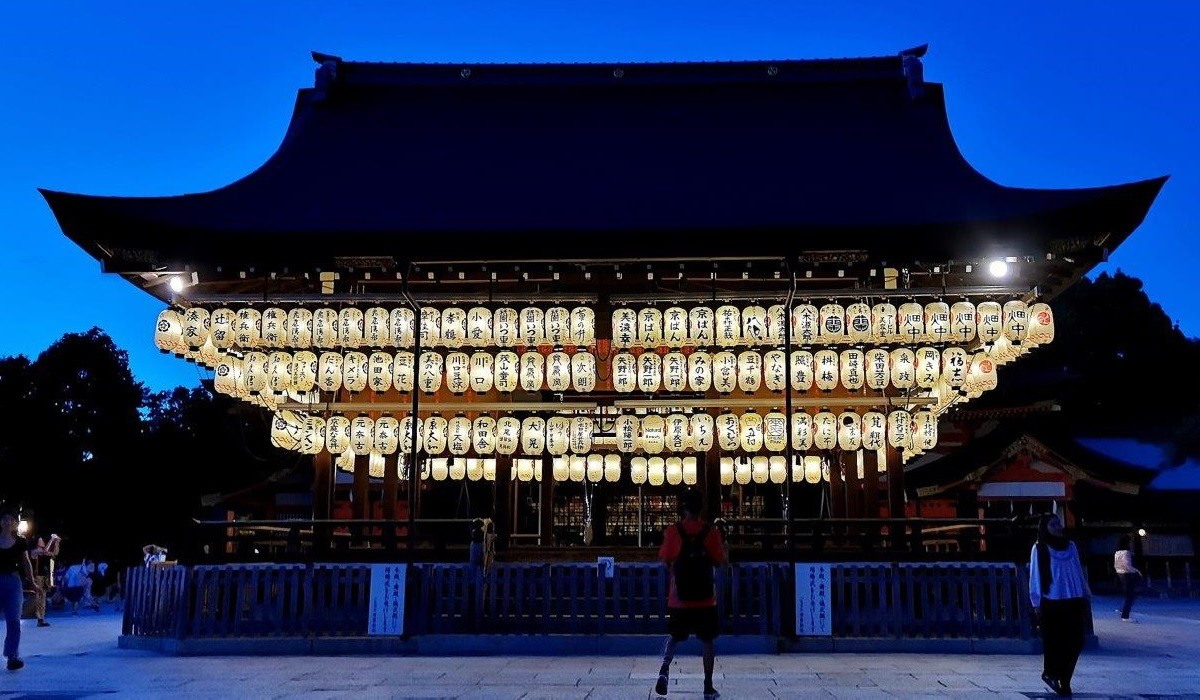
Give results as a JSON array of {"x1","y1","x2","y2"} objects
[
  {"x1": 312, "y1": 451, "x2": 333, "y2": 556},
  {"x1": 841, "y1": 451, "x2": 861, "y2": 519},
  {"x1": 383, "y1": 452, "x2": 399, "y2": 548},
  {"x1": 703, "y1": 452, "x2": 721, "y2": 520},
  {"x1": 539, "y1": 456, "x2": 554, "y2": 546},
  {"x1": 885, "y1": 445, "x2": 907, "y2": 551},
  {"x1": 353, "y1": 454, "x2": 370, "y2": 545},
  {"x1": 827, "y1": 452, "x2": 844, "y2": 519},
  {"x1": 493, "y1": 456, "x2": 512, "y2": 553}
]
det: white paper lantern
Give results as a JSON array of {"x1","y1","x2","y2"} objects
[
  {"x1": 861, "y1": 348, "x2": 888, "y2": 391},
  {"x1": 976, "y1": 301, "x2": 1003, "y2": 345},
  {"x1": 819, "y1": 303, "x2": 846, "y2": 344},
  {"x1": 336, "y1": 449, "x2": 355, "y2": 473},
  {"x1": 1002, "y1": 300, "x2": 1030, "y2": 345},
  {"x1": 209, "y1": 308, "x2": 236, "y2": 349},
  {"x1": 862, "y1": 411, "x2": 887, "y2": 451},
  {"x1": 493, "y1": 351, "x2": 518, "y2": 393},
  {"x1": 762, "y1": 350, "x2": 786, "y2": 392},
  {"x1": 424, "y1": 416, "x2": 448, "y2": 455},
  {"x1": 493, "y1": 307, "x2": 518, "y2": 348},
  {"x1": 690, "y1": 413, "x2": 714, "y2": 451},
  {"x1": 924, "y1": 302, "x2": 951, "y2": 344},
  {"x1": 792, "y1": 304, "x2": 819, "y2": 346},
  {"x1": 514, "y1": 458, "x2": 535, "y2": 482},
  {"x1": 662, "y1": 352, "x2": 687, "y2": 392},
  {"x1": 544, "y1": 306, "x2": 569, "y2": 346},
  {"x1": 889, "y1": 348, "x2": 916, "y2": 390},
  {"x1": 612, "y1": 308, "x2": 637, "y2": 349},
  {"x1": 662, "y1": 306, "x2": 688, "y2": 348},
  {"x1": 496, "y1": 416, "x2": 520, "y2": 455},
  {"x1": 364, "y1": 307, "x2": 391, "y2": 348},
  {"x1": 466, "y1": 457, "x2": 484, "y2": 481},
  {"x1": 615, "y1": 414, "x2": 639, "y2": 452},
  {"x1": 267, "y1": 351, "x2": 293, "y2": 394},
  {"x1": 520, "y1": 307, "x2": 545, "y2": 346},
  {"x1": 813, "y1": 411, "x2": 837, "y2": 450},
  {"x1": 338, "y1": 308, "x2": 364, "y2": 348},
  {"x1": 844, "y1": 302, "x2": 871, "y2": 344},
  {"x1": 734, "y1": 457, "x2": 752, "y2": 486},
  {"x1": 342, "y1": 351, "x2": 368, "y2": 393},
  {"x1": 612, "y1": 352, "x2": 638, "y2": 393},
  {"x1": 270, "y1": 411, "x2": 305, "y2": 451},
  {"x1": 641, "y1": 414, "x2": 666, "y2": 454},
  {"x1": 437, "y1": 307, "x2": 465, "y2": 349},
  {"x1": 719, "y1": 457, "x2": 734, "y2": 486},
  {"x1": 913, "y1": 410, "x2": 938, "y2": 451},
  {"x1": 837, "y1": 411, "x2": 862, "y2": 451},
  {"x1": 397, "y1": 417, "x2": 424, "y2": 455},
  {"x1": 288, "y1": 350, "x2": 317, "y2": 394},
  {"x1": 787, "y1": 350, "x2": 812, "y2": 391},
  {"x1": 604, "y1": 454, "x2": 622, "y2": 483},
  {"x1": 869, "y1": 303, "x2": 897, "y2": 345},
  {"x1": 941, "y1": 347, "x2": 969, "y2": 389},
  {"x1": 472, "y1": 416, "x2": 497, "y2": 454},
  {"x1": 546, "y1": 416, "x2": 571, "y2": 456},
  {"x1": 349, "y1": 415, "x2": 374, "y2": 455},
  {"x1": 521, "y1": 416, "x2": 546, "y2": 455},
  {"x1": 571, "y1": 352, "x2": 597, "y2": 393},
  {"x1": 552, "y1": 456, "x2": 570, "y2": 482},
  {"x1": 887, "y1": 410, "x2": 913, "y2": 449},
  {"x1": 763, "y1": 412, "x2": 788, "y2": 452},
  {"x1": 801, "y1": 455, "x2": 819, "y2": 484},
  {"x1": 635, "y1": 307, "x2": 663, "y2": 348},
  {"x1": 791, "y1": 412, "x2": 813, "y2": 450},
  {"x1": 946, "y1": 301, "x2": 975, "y2": 344},
  {"x1": 301, "y1": 415, "x2": 326, "y2": 455},
  {"x1": 966, "y1": 353, "x2": 999, "y2": 394},
  {"x1": 839, "y1": 349, "x2": 865, "y2": 391},
  {"x1": 666, "y1": 456, "x2": 684, "y2": 486},
  {"x1": 466, "y1": 307, "x2": 493, "y2": 348},
  {"x1": 647, "y1": 457, "x2": 666, "y2": 486},
  {"x1": 374, "y1": 416, "x2": 400, "y2": 455},
  {"x1": 518, "y1": 351, "x2": 544, "y2": 392},
  {"x1": 466, "y1": 352, "x2": 494, "y2": 394},
  {"x1": 688, "y1": 307, "x2": 714, "y2": 347},
  {"x1": 897, "y1": 302, "x2": 924, "y2": 345},
  {"x1": 716, "y1": 412, "x2": 739, "y2": 451},
  {"x1": 448, "y1": 415, "x2": 472, "y2": 455},
  {"x1": 154, "y1": 309, "x2": 184, "y2": 354},
  {"x1": 688, "y1": 352, "x2": 713, "y2": 392},
  {"x1": 415, "y1": 352, "x2": 442, "y2": 393},
  {"x1": 570, "y1": 416, "x2": 593, "y2": 454},
  {"x1": 715, "y1": 305, "x2": 741, "y2": 347},
  {"x1": 181, "y1": 307, "x2": 211, "y2": 349},
  {"x1": 390, "y1": 308, "x2": 416, "y2": 348},
  {"x1": 197, "y1": 337, "x2": 219, "y2": 369},
  {"x1": 768, "y1": 456, "x2": 787, "y2": 484},
  {"x1": 213, "y1": 357, "x2": 238, "y2": 396},
  {"x1": 570, "y1": 455, "x2": 586, "y2": 482},
  {"x1": 657, "y1": 413, "x2": 686, "y2": 453},
  {"x1": 430, "y1": 458, "x2": 450, "y2": 481},
  {"x1": 570, "y1": 306, "x2": 595, "y2": 346},
  {"x1": 235, "y1": 308, "x2": 262, "y2": 349},
  {"x1": 419, "y1": 307, "x2": 442, "y2": 347},
  {"x1": 712, "y1": 351, "x2": 738, "y2": 393},
  {"x1": 326, "y1": 415, "x2": 352, "y2": 455},
  {"x1": 738, "y1": 411, "x2": 764, "y2": 452},
  {"x1": 587, "y1": 454, "x2": 605, "y2": 482},
  {"x1": 243, "y1": 351, "x2": 268, "y2": 395},
  {"x1": 814, "y1": 350, "x2": 839, "y2": 392},
  {"x1": 750, "y1": 456, "x2": 770, "y2": 484},
  {"x1": 742, "y1": 305, "x2": 768, "y2": 346},
  {"x1": 444, "y1": 351, "x2": 469, "y2": 394},
  {"x1": 364, "y1": 352, "x2": 390, "y2": 393},
  {"x1": 546, "y1": 351, "x2": 571, "y2": 392},
  {"x1": 1027, "y1": 303, "x2": 1056, "y2": 346},
  {"x1": 915, "y1": 347, "x2": 941, "y2": 389},
  {"x1": 483, "y1": 458, "x2": 497, "y2": 481},
  {"x1": 682, "y1": 456, "x2": 698, "y2": 485},
  {"x1": 737, "y1": 351, "x2": 763, "y2": 392},
  {"x1": 280, "y1": 307, "x2": 311, "y2": 350},
  {"x1": 312, "y1": 308, "x2": 338, "y2": 349},
  {"x1": 390, "y1": 352, "x2": 415, "y2": 392},
  {"x1": 631, "y1": 456, "x2": 648, "y2": 485}
]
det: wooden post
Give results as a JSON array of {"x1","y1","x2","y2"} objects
[
  {"x1": 539, "y1": 455, "x2": 554, "y2": 547},
  {"x1": 353, "y1": 454, "x2": 370, "y2": 546},
  {"x1": 312, "y1": 451, "x2": 332, "y2": 556},
  {"x1": 886, "y1": 445, "x2": 906, "y2": 551},
  {"x1": 863, "y1": 449, "x2": 880, "y2": 549},
  {"x1": 493, "y1": 456, "x2": 512, "y2": 553},
  {"x1": 383, "y1": 452, "x2": 399, "y2": 549}
]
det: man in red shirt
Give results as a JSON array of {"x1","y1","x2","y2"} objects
[{"x1": 655, "y1": 488, "x2": 726, "y2": 699}]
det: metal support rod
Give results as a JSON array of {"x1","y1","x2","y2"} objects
[
  {"x1": 277, "y1": 396, "x2": 937, "y2": 413},
  {"x1": 783, "y1": 264, "x2": 797, "y2": 563},
  {"x1": 401, "y1": 262, "x2": 421, "y2": 559}
]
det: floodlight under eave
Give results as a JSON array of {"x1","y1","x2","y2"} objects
[
  {"x1": 988, "y1": 260, "x2": 1008, "y2": 278},
  {"x1": 169, "y1": 276, "x2": 185, "y2": 293}
]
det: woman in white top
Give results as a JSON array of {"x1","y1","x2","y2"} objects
[
  {"x1": 1029, "y1": 513, "x2": 1090, "y2": 697},
  {"x1": 1114, "y1": 535, "x2": 1141, "y2": 621}
]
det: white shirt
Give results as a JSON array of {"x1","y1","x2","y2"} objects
[
  {"x1": 1114, "y1": 549, "x2": 1139, "y2": 575},
  {"x1": 64, "y1": 564, "x2": 89, "y2": 588},
  {"x1": 1029, "y1": 541, "x2": 1090, "y2": 607}
]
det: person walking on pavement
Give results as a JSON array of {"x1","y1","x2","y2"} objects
[
  {"x1": 654, "y1": 488, "x2": 726, "y2": 700},
  {"x1": 0, "y1": 509, "x2": 41, "y2": 670},
  {"x1": 1114, "y1": 535, "x2": 1142, "y2": 622},
  {"x1": 1029, "y1": 512, "x2": 1091, "y2": 697}
]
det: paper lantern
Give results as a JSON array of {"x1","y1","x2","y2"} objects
[
  {"x1": 243, "y1": 351, "x2": 268, "y2": 395},
  {"x1": 787, "y1": 351, "x2": 812, "y2": 391},
  {"x1": 768, "y1": 456, "x2": 787, "y2": 484},
  {"x1": 267, "y1": 351, "x2": 293, "y2": 394},
  {"x1": 424, "y1": 416, "x2": 448, "y2": 455},
  {"x1": 552, "y1": 456, "x2": 570, "y2": 482},
  {"x1": 364, "y1": 307, "x2": 390, "y2": 348},
  {"x1": 762, "y1": 304, "x2": 786, "y2": 345},
  {"x1": 209, "y1": 308, "x2": 236, "y2": 349},
  {"x1": 301, "y1": 416, "x2": 326, "y2": 455},
  {"x1": 213, "y1": 357, "x2": 238, "y2": 396},
  {"x1": 229, "y1": 359, "x2": 249, "y2": 399},
  {"x1": 493, "y1": 351, "x2": 519, "y2": 393},
  {"x1": 270, "y1": 411, "x2": 305, "y2": 451},
  {"x1": 326, "y1": 415, "x2": 352, "y2": 455},
  {"x1": 514, "y1": 458, "x2": 534, "y2": 482},
  {"x1": 682, "y1": 456, "x2": 698, "y2": 485},
  {"x1": 814, "y1": 350, "x2": 839, "y2": 392},
  {"x1": 913, "y1": 410, "x2": 938, "y2": 451},
  {"x1": 570, "y1": 306, "x2": 596, "y2": 346},
  {"x1": 154, "y1": 309, "x2": 184, "y2": 354},
  {"x1": 569, "y1": 455, "x2": 586, "y2": 482},
  {"x1": 737, "y1": 351, "x2": 763, "y2": 392},
  {"x1": 546, "y1": 351, "x2": 571, "y2": 392},
  {"x1": 887, "y1": 410, "x2": 912, "y2": 449},
  {"x1": 613, "y1": 352, "x2": 637, "y2": 393},
  {"x1": 819, "y1": 303, "x2": 846, "y2": 344},
  {"x1": 430, "y1": 458, "x2": 450, "y2": 481},
  {"x1": 466, "y1": 457, "x2": 484, "y2": 481},
  {"x1": 181, "y1": 307, "x2": 211, "y2": 350},
  {"x1": 975, "y1": 301, "x2": 1003, "y2": 345},
  {"x1": 338, "y1": 308, "x2": 364, "y2": 349},
  {"x1": 915, "y1": 347, "x2": 941, "y2": 389},
  {"x1": 418, "y1": 352, "x2": 444, "y2": 393},
  {"x1": 521, "y1": 416, "x2": 546, "y2": 455},
  {"x1": 762, "y1": 350, "x2": 786, "y2": 392},
  {"x1": 1027, "y1": 303, "x2": 1056, "y2": 346},
  {"x1": 587, "y1": 454, "x2": 605, "y2": 482},
  {"x1": 612, "y1": 308, "x2": 637, "y2": 349},
  {"x1": 545, "y1": 306, "x2": 569, "y2": 346},
  {"x1": 470, "y1": 352, "x2": 494, "y2": 393},
  {"x1": 804, "y1": 456, "x2": 822, "y2": 484},
  {"x1": 390, "y1": 308, "x2": 416, "y2": 348},
  {"x1": 742, "y1": 305, "x2": 768, "y2": 346},
  {"x1": 419, "y1": 307, "x2": 442, "y2": 347},
  {"x1": 571, "y1": 352, "x2": 597, "y2": 393},
  {"x1": 837, "y1": 411, "x2": 862, "y2": 451},
  {"x1": 615, "y1": 414, "x2": 640, "y2": 452},
  {"x1": 519, "y1": 351, "x2": 545, "y2": 392},
  {"x1": 870, "y1": 303, "x2": 898, "y2": 345},
  {"x1": 763, "y1": 412, "x2": 788, "y2": 452},
  {"x1": 197, "y1": 337, "x2": 219, "y2": 369},
  {"x1": 335, "y1": 450, "x2": 355, "y2": 473},
  {"x1": 923, "y1": 302, "x2": 951, "y2": 344},
  {"x1": 688, "y1": 352, "x2": 713, "y2": 392},
  {"x1": 397, "y1": 417, "x2": 424, "y2": 455},
  {"x1": 281, "y1": 308, "x2": 310, "y2": 349},
  {"x1": 792, "y1": 304, "x2": 819, "y2": 345},
  {"x1": 605, "y1": 454, "x2": 622, "y2": 482},
  {"x1": 391, "y1": 352, "x2": 415, "y2": 392},
  {"x1": 636, "y1": 307, "x2": 663, "y2": 348},
  {"x1": 690, "y1": 413, "x2": 714, "y2": 451},
  {"x1": 861, "y1": 348, "x2": 888, "y2": 391},
  {"x1": 647, "y1": 457, "x2": 666, "y2": 486},
  {"x1": 483, "y1": 458, "x2": 497, "y2": 481},
  {"x1": 496, "y1": 416, "x2": 520, "y2": 455},
  {"x1": 261, "y1": 308, "x2": 290, "y2": 349},
  {"x1": 813, "y1": 411, "x2": 837, "y2": 450},
  {"x1": 349, "y1": 415, "x2": 374, "y2": 456},
  {"x1": 662, "y1": 306, "x2": 688, "y2": 348},
  {"x1": 374, "y1": 416, "x2": 400, "y2": 455},
  {"x1": 897, "y1": 302, "x2": 924, "y2": 345},
  {"x1": 631, "y1": 457, "x2": 648, "y2": 485},
  {"x1": 445, "y1": 351, "x2": 470, "y2": 394},
  {"x1": 436, "y1": 307, "x2": 465, "y2": 349},
  {"x1": 666, "y1": 456, "x2": 684, "y2": 486},
  {"x1": 472, "y1": 416, "x2": 497, "y2": 454},
  {"x1": 716, "y1": 412, "x2": 740, "y2": 451},
  {"x1": 234, "y1": 308, "x2": 262, "y2": 349},
  {"x1": 844, "y1": 303, "x2": 871, "y2": 344},
  {"x1": 520, "y1": 307, "x2": 545, "y2": 346},
  {"x1": 493, "y1": 307, "x2": 518, "y2": 348},
  {"x1": 734, "y1": 457, "x2": 752, "y2": 486},
  {"x1": 941, "y1": 347, "x2": 969, "y2": 389},
  {"x1": 739, "y1": 411, "x2": 764, "y2": 453},
  {"x1": 1002, "y1": 300, "x2": 1030, "y2": 345},
  {"x1": 966, "y1": 353, "x2": 999, "y2": 394},
  {"x1": 467, "y1": 307, "x2": 493, "y2": 348},
  {"x1": 665, "y1": 413, "x2": 690, "y2": 452},
  {"x1": 791, "y1": 412, "x2": 813, "y2": 450},
  {"x1": 662, "y1": 352, "x2": 687, "y2": 392},
  {"x1": 946, "y1": 301, "x2": 975, "y2": 344},
  {"x1": 448, "y1": 415, "x2": 471, "y2": 455},
  {"x1": 365, "y1": 352, "x2": 391, "y2": 392},
  {"x1": 862, "y1": 411, "x2": 886, "y2": 451},
  {"x1": 712, "y1": 351, "x2": 738, "y2": 393},
  {"x1": 889, "y1": 348, "x2": 916, "y2": 390},
  {"x1": 546, "y1": 417, "x2": 571, "y2": 456},
  {"x1": 715, "y1": 305, "x2": 741, "y2": 347},
  {"x1": 342, "y1": 351, "x2": 368, "y2": 393},
  {"x1": 839, "y1": 349, "x2": 865, "y2": 391},
  {"x1": 641, "y1": 414, "x2": 666, "y2": 454},
  {"x1": 988, "y1": 334, "x2": 1021, "y2": 365},
  {"x1": 312, "y1": 308, "x2": 338, "y2": 349},
  {"x1": 688, "y1": 307, "x2": 715, "y2": 347},
  {"x1": 719, "y1": 457, "x2": 734, "y2": 486},
  {"x1": 449, "y1": 457, "x2": 467, "y2": 481}
]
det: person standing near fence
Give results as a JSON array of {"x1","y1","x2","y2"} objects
[
  {"x1": 1114, "y1": 535, "x2": 1142, "y2": 622},
  {"x1": 654, "y1": 488, "x2": 725, "y2": 700},
  {"x1": 0, "y1": 509, "x2": 41, "y2": 671},
  {"x1": 1029, "y1": 512, "x2": 1091, "y2": 697}
]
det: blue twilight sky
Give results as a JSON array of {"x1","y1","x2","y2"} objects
[{"x1": 1, "y1": 2, "x2": 1196, "y2": 393}]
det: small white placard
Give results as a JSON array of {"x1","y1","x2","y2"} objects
[
  {"x1": 368, "y1": 563, "x2": 407, "y2": 636},
  {"x1": 597, "y1": 556, "x2": 615, "y2": 578},
  {"x1": 794, "y1": 563, "x2": 832, "y2": 637}
]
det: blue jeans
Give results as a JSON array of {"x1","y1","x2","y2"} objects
[
  {"x1": 1119, "y1": 572, "x2": 1141, "y2": 619},
  {"x1": 0, "y1": 573, "x2": 22, "y2": 659}
]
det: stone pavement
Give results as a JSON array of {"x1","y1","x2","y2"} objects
[{"x1": 3, "y1": 594, "x2": 1199, "y2": 699}]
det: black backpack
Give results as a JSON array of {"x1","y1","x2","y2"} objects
[{"x1": 673, "y1": 522, "x2": 714, "y2": 602}]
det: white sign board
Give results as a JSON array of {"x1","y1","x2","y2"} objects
[
  {"x1": 368, "y1": 563, "x2": 407, "y2": 636},
  {"x1": 794, "y1": 563, "x2": 832, "y2": 636}
]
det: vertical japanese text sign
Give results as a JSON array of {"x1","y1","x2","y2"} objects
[
  {"x1": 794, "y1": 563, "x2": 832, "y2": 636},
  {"x1": 368, "y1": 563, "x2": 407, "y2": 636}
]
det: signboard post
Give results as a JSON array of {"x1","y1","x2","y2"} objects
[
  {"x1": 794, "y1": 563, "x2": 832, "y2": 637},
  {"x1": 368, "y1": 563, "x2": 407, "y2": 636}
]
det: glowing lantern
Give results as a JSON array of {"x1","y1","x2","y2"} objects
[
  {"x1": 301, "y1": 416, "x2": 326, "y2": 455},
  {"x1": 664, "y1": 414, "x2": 690, "y2": 452},
  {"x1": 941, "y1": 347, "x2": 969, "y2": 389},
  {"x1": 552, "y1": 456, "x2": 569, "y2": 482},
  {"x1": 862, "y1": 411, "x2": 886, "y2": 451},
  {"x1": 587, "y1": 454, "x2": 604, "y2": 482},
  {"x1": 613, "y1": 351, "x2": 638, "y2": 393},
  {"x1": 449, "y1": 457, "x2": 468, "y2": 481},
  {"x1": 862, "y1": 349, "x2": 888, "y2": 391},
  {"x1": 976, "y1": 301, "x2": 1003, "y2": 345},
  {"x1": 243, "y1": 351, "x2": 269, "y2": 395},
  {"x1": 391, "y1": 352, "x2": 415, "y2": 392},
  {"x1": 636, "y1": 307, "x2": 663, "y2": 348},
  {"x1": 804, "y1": 456, "x2": 822, "y2": 484},
  {"x1": 430, "y1": 458, "x2": 449, "y2": 481},
  {"x1": 367, "y1": 352, "x2": 392, "y2": 393},
  {"x1": 545, "y1": 306, "x2": 569, "y2": 346},
  {"x1": 690, "y1": 413, "x2": 714, "y2": 451},
  {"x1": 923, "y1": 302, "x2": 951, "y2": 344},
  {"x1": 814, "y1": 350, "x2": 839, "y2": 392},
  {"x1": 483, "y1": 459, "x2": 497, "y2": 481},
  {"x1": 520, "y1": 307, "x2": 545, "y2": 347},
  {"x1": 397, "y1": 417, "x2": 424, "y2": 456},
  {"x1": 870, "y1": 303, "x2": 898, "y2": 345},
  {"x1": 570, "y1": 306, "x2": 595, "y2": 346},
  {"x1": 915, "y1": 347, "x2": 941, "y2": 389},
  {"x1": 889, "y1": 348, "x2": 916, "y2": 390},
  {"x1": 326, "y1": 415, "x2": 352, "y2": 455},
  {"x1": 374, "y1": 416, "x2": 400, "y2": 455},
  {"x1": 631, "y1": 457, "x2": 648, "y2": 485},
  {"x1": 839, "y1": 349, "x2": 865, "y2": 391},
  {"x1": 742, "y1": 305, "x2": 768, "y2": 346},
  {"x1": 209, "y1": 308, "x2": 236, "y2": 349},
  {"x1": 648, "y1": 457, "x2": 666, "y2": 486},
  {"x1": 897, "y1": 302, "x2": 924, "y2": 345},
  {"x1": 267, "y1": 351, "x2": 293, "y2": 394},
  {"x1": 666, "y1": 456, "x2": 684, "y2": 486},
  {"x1": 342, "y1": 351, "x2": 368, "y2": 393},
  {"x1": 270, "y1": 411, "x2": 305, "y2": 451},
  {"x1": 419, "y1": 307, "x2": 441, "y2": 347},
  {"x1": 154, "y1": 309, "x2": 184, "y2": 354},
  {"x1": 546, "y1": 417, "x2": 570, "y2": 456},
  {"x1": 764, "y1": 304, "x2": 787, "y2": 345},
  {"x1": 738, "y1": 411, "x2": 763, "y2": 452},
  {"x1": 338, "y1": 308, "x2": 364, "y2": 348},
  {"x1": 436, "y1": 307, "x2": 465, "y2": 349},
  {"x1": 662, "y1": 352, "x2": 687, "y2": 392},
  {"x1": 791, "y1": 412, "x2": 813, "y2": 450},
  {"x1": 418, "y1": 352, "x2": 444, "y2": 393},
  {"x1": 519, "y1": 351, "x2": 545, "y2": 392},
  {"x1": 763, "y1": 412, "x2": 788, "y2": 452},
  {"x1": 466, "y1": 458, "x2": 484, "y2": 481},
  {"x1": 792, "y1": 304, "x2": 819, "y2": 346},
  {"x1": 472, "y1": 416, "x2": 497, "y2": 455},
  {"x1": 496, "y1": 416, "x2": 520, "y2": 455},
  {"x1": 837, "y1": 411, "x2": 862, "y2": 451},
  {"x1": 763, "y1": 350, "x2": 786, "y2": 392},
  {"x1": 913, "y1": 410, "x2": 938, "y2": 451},
  {"x1": 350, "y1": 416, "x2": 374, "y2": 456},
  {"x1": 605, "y1": 454, "x2": 622, "y2": 482},
  {"x1": 181, "y1": 307, "x2": 211, "y2": 350},
  {"x1": 887, "y1": 410, "x2": 913, "y2": 449},
  {"x1": 336, "y1": 450, "x2": 355, "y2": 473},
  {"x1": 570, "y1": 455, "x2": 586, "y2": 482},
  {"x1": 734, "y1": 457, "x2": 752, "y2": 486},
  {"x1": 813, "y1": 411, "x2": 837, "y2": 450},
  {"x1": 641, "y1": 414, "x2": 666, "y2": 454},
  {"x1": 424, "y1": 416, "x2": 448, "y2": 455},
  {"x1": 688, "y1": 307, "x2": 714, "y2": 347},
  {"x1": 466, "y1": 307, "x2": 492, "y2": 348},
  {"x1": 615, "y1": 414, "x2": 639, "y2": 452},
  {"x1": 571, "y1": 352, "x2": 596, "y2": 393},
  {"x1": 494, "y1": 351, "x2": 518, "y2": 393},
  {"x1": 282, "y1": 308, "x2": 311, "y2": 349},
  {"x1": 663, "y1": 306, "x2": 688, "y2": 348},
  {"x1": 514, "y1": 458, "x2": 534, "y2": 482},
  {"x1": 716, "y1": 412, "x2": 739, "y2": 451},
  {"x1": 521, "y1": 416, "x2": 546, "y2": 455},
  {"x1": 493, "y1": 307, "x2": 518, "y2": 348},
  {"x1": 313, "y1": 308, "x2": 338, "y2": 349},
  {"x1": 845, "y1": 303, "x2": 871, "y2": 344},
  {"x1": 448, "y1": 415, "x2": 471, "y2": 455},
  {"x1": 445, "y1": 351, "x2": 469, "y2": 394},
  {"x1": 213, "y1": 358, "x2": 237, "y2": 396},
  {"x1": 235, "y1": 308, "x2": 262, "y2": 349},
  {"x1": 715, "y1": 305, "x2": 741, "y2": 347},
  {"x1": 768, "y1": 456, "x2": 787, "y2": 484},
  {"x1": 712, "y1": 351, "x2": 738, "y2": 393},
  {"x1": 547, "y1": 351, "x2": 571, "y2": 392},
  {"x1": 950, "y1": 301, "x2": 976, "y2": 344},
  {"x1": 819, "y1": 303, "x2": 846, "y2": 344},
  {"x1": 390, "y1": 308, "x2": 416, "y2": 348},
  {"x1": 469, "y1": 352, "x2": 494, "y2": 393},
  {"x1": 966, "y1": 353, "x2": 999, "y2": 394},
  {"x1": 688, "y1": 352, "x2": 713, "y2": 392},
  {"x1": 1002, "y1": 300, "x2": 1029, "y2": 345},
  {"x1": 1027, "y1": 302, "x2": 1055, "y2": 346},
  {"x1": 612, "y1": 308, "x2": 637, "y2": 349},
  {"x1": 719, "y1": 457, "x2": 734, "y2": 486},
  {"x1": 364, "y1": 307, "x2": 390, "y2": 348},
  {"x1": 736, "y1": 351, "x2": 762, "y2": 392},
  {"x1": 788, "y1": 350, "x2": 813, "y2": 391}
]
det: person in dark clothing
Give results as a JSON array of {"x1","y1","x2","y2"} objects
[
  {"x1": 1113, "y1": 535, "x2": 1142, "y2": 621},
  {"x1": 0, "y1": 510, "x2": 40, "y2": 670},
  {"x1": 1029, "y1": 513, "x2": 1091, "y2": 697}
]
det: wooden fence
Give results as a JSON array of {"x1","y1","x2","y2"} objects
[{"x1": 122, "y1": 561, "x2": 1032, "y2": 642}]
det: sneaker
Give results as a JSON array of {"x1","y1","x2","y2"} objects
[
  {"x1": 1122, "y1": 617, "x2": 1138, "y2": 623},
  {"x1": 1042, "y1": 673, "x2": 1057, "y2": 695},
  {"x1": 6, "y1": 657, "x2": 23, "y2": 671},
  {"x1": 704, "y1": 687, "x2": 720, "y2": 700},
  {"x1": 36, "y1": 619, "x2": 49, "y2": 627},
  {"x1": 655, "y1": 673, "x2": 668, "y2": 696}
]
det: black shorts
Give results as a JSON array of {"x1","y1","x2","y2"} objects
[{"x1": 667, "y1": 605, "x2": 720, "y2": 642}]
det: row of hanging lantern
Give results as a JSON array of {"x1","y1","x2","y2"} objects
[
  {"x1": 270, "y1": 407, "x2": 939, "y2": 459},
  {"x1": 155, "y1": 299, "x2": 1054, "y2": 355}
]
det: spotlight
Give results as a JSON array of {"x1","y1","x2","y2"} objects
[
  {"x1": 988, "y1": 260, "x2": 1008, "y2": 278},
  {"x1": 1137, "y1": 528, "x2": 1147, "y2": 537},
  {"x1": 16, "y1": 519, "x2": 29, "y2": 536},
  {"x1": 169, "y1": 276, "x2": 185, "y2": 293}
]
